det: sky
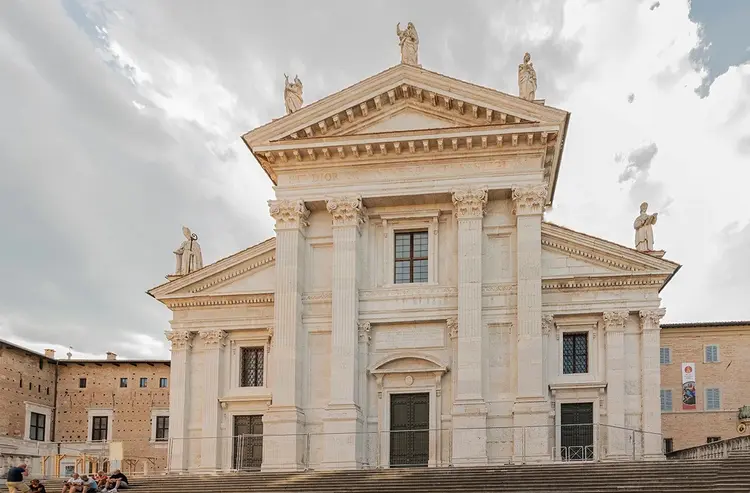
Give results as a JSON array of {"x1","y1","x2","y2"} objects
[{"x1": 1, "y1": 0, "x2": 749, "y2": 359}]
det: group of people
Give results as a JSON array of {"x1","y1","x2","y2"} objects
[{"x1": 5, "y1": 464, "x2": 129, "y2": 493}]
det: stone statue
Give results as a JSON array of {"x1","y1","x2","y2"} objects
[
  {"x1": 174, "y1": 226, "x2": 203, "y2": 275},
  {"x1": 518, "y1": 52, "x2": 537, "y2": 101},
  {"x1": 396, "y1": 22, "x2": 420, "y2": 66},
  {"x1": 283, "y1": 74, "x2": 303, "y2": 114},
  {"x1": 633, "y1": 202, "x2": 658, "y2": 251}
]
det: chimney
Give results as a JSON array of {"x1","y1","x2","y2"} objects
[
  {"x1": 44, "y1": 349, "x2": 55, "y2": 359},
  {"x1": 106, "y1": 352, "x2": 117, "y2": 361}
]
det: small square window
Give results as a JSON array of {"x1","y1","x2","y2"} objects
[
  {"x1": 394, "y1": 231, "x2": 429, "y2": 284},
  {"x1": 119, "y1": 378, "x2": 128, "y2": 388},
  {"x1": 707, "y1": 436, "x2": 721, "y2": 443},
  {"x1": 139, "y1": 377, "x2": 148, "y2": 388},
  {"x1": 155, "y1": 416, "x2": 169, "y2": 441},
  {"x1": 79, "y1": 378, "x2": 87, "y2": 389},
  {"x1": 663, "y1": 438, "x2": 673, "y2": 454},
  {"x1": 562, "y1": 332, "x2": 588, "y2": 374},
  {"x1": 660, "y1": 389, "x2": 672, "y2": 411},
  {"x1": 705, "y1": 345, "x2": 719, "y2": 363},
  {"x1": 705, "y1": 388, "x2": 721, "y2": 410},
  {"x1": 159, "y1": 378, "x2": 168, "y2": 388},
  {"x1": 659, "y1": 347, "x2": 671, "y2": 365}
]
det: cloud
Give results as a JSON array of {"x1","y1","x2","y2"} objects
[
  {"x1": 618, "y1": 143, "x2": 659, "y2": 183},
  {"x1": 737, "y1": 135, "x2": 750, "y2": 155},
  {"x1": 650, "y1": 2, "x2": 661, "y2": 11},
  {"x1": 627, "y1": 93, "x2": 635, "y2": 103}
]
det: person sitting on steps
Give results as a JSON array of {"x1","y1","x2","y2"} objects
[{"x1": 104, "y1": 470, "x2": 129, "y2": 492}]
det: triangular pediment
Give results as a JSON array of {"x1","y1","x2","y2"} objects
[{"x1": 345, "y1": 105, "x2": 463, "y2": 135}]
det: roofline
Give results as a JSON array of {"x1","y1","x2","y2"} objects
[
  {"x1": 0, "y1": 338, "x2": 55, "y2": 362},
  {"x1": 549, "y1": 110, "x2": 571, "y2": 206},
  {"x1": 661, "y1": 321, "x2": 750, "y2": 329},
  {"x1": 0, "y1": 338, "x2": 169, "y2": 364}
]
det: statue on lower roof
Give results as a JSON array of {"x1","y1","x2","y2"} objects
[
  {"x1": 397, "y1": 22, "x2": 420, "y2": 66},
  {"x1": 284, "y1": 74, "x2": 303, "y2": 115},
  {"x1": 634, "y1": 202, "x2": 658, "y2": 251},
  {"x1": 174, "y1": 226, "x2": 203, "y2": 275},
  {"x1": 518, "y1": 52, "x2": 537, "y2": 101}
]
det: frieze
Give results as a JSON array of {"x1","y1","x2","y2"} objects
[
  {"x1": 359, "y1": 286, "x2": 458, "y2": 301},
  {"x1": 301, "y1": 291, "x2": 333, "y2": 302},
  {"x1": 164, "y1": 293, "x2": 274, "y2": 309},
  {"x1": 482, "y1": 283, "x2": 516, "y2": 294}
]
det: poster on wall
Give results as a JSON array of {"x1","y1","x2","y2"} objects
[{"x1": 682, "y1": 362, "x2": 696, "y2": 410}]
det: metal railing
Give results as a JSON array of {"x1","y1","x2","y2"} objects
[
  {"x1": 666, "y1": 435, "x2": 750, "y2": 460},
  {"x1": 166, "y1": 423, "x2": 660, "y2": 473}
]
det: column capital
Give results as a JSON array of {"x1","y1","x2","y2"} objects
[
  {"x1": 199, "y1": 329, "x2": 227, "y2": 347},
  {"x1": 639, "y1": 308, "x2": 666, "y2": 330},
  {"x1": 326, "y1": 196, "x2": 366, "y2": 228},
  {"x1": 603, "y1": 310, "x2": 629, "y2": 332},
  {"x1": 357, "y1": 321, "x2": 371, "y2": 345},
  {"x1": 452, "y1": 187, "x2": 488, "y2": 219},
  {"x1": 447, "y1": 318, "x2": 458, "y2": 340},
  {"x1": 165, "y1": 330, "x2": 193, "y2": 351},
  {"x1": 512, "y1": 183, "x2": 548, "y2": 216},
  {"x1": 269, "y1": 199, "x2": 310, "y2": 230},
  {"x1": 541, "y1": 314, "x2": 555, "y2": 337}
]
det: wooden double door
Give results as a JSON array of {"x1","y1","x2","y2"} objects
[
  {"x1": 233, "y1": 415, "x2": 263, "y2": 470},
  {"x1": 390, "y1": 393, "x2": 429, "y2": 467}
]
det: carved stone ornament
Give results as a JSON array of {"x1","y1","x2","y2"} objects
[
  {"x1": 634, "y1": 202, "x2": 658, "y2": 252},
  {"x1": 326, "y1": 196, "x2": 366, "y2": 228},
  {"x1": 541, "y1": 315, "x2": 555, "y2": 336},
  {"x1": 283, "y1": 74, "x2": 303, "y2": 115},
  {"x1": 165, "y1": 330, "x2": 193, "y2": 351},
  {"x1": 199, "y1": 329, "x2": 227, "y2": 346},
  {"x1": 396, "y1": 22, "x2": 420, "y2": 66},
  {"x1": 512, "y1": 183, "x2": 548, "y2": 215},
  {"x1": 452, "y1": 188, "x2": 488, "y2": 219},
  {"x1": 639, "y1": 308, "x2": 666, "y2": 329},
  {"x1": 173, "y1": 226, "x2": 203, "y2": 276},
  {"x1": 358, "y1": 321, "x2": 372, "y2": 344},
  {"x1": 603, "y1": 310, "x2": 629, "y2": 331},
  {"x1": 518, "y1": 52, "x2": 537, "y2": 101},
  {"x1": 268, "y1": 199, "x2": 310, "y2": 230},
  {"x1": 447, "y1": 318, "x2": 458, "y2": 340}
]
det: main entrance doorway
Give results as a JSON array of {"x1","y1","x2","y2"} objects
[
  {"x1": 233, "y1": 415, "x2": 263, "y2": 470},
  {"x1": 560, "y1": 402, "x2": 594, "y2": 461},
  {"x1": 390, "y1": 393, "x2": 429, "y2": 467}
]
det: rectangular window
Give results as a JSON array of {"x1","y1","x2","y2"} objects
[
  {"x1": 139, "y1": 377, "x2": 148, "y2": 388},
  {"x1": 119, "y1": 378, "x2": 127, "y2": 388},
  {"x1": 155, "y1": 416, "x2": 169, "y2": 441},
  {"x1": 159, "y1": 377, "x2": 168, "y2": 388},
  {"x1": 91, "y1": 416, "x2": 108, "y2": 441},
  {"x1": 663, "y1": 438, "x2": 673, "y2": 454},
  {"x1": 562, "y1": 332, "x2": 588, "y2": 374},
  {"x1": 29, "y1": 412, "x2": 46, "y2": 441},
  {"x1": 707, "y1": 436, "x2": 721, "y2": 443},
  {"x1": 394, "y1": 231, "x2": 428, "y2": 284},
  {"x1": 705, "y1": 344, "x2": 719, "y2": 363},
  {"x1": 660, "y1": 389, "x2": 673, "y2": 412},
  {"x1": 79, "y1": 378, "x2": 87, "y2": 389},
  {"x1": 705, "y1": 388, "x2": 721, "y2": 410},
  {"x1": 240, "y1": 347, "x2": 264, "y2": 387},
  {"x1": 659, "y1": 347, "x2": 671, "y2": 365}
]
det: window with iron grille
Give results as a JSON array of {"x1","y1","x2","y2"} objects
[
  {"x1": 705, "y1": 344, "x2": 719, "y2": 363},
  {"x1": 394, "y1": 231, "x2": 428, "y2": 284},
  {"x1": 155, "y1": 416, "x2": 169, "y2": 441},
  {"x1": 240, "y1": 347, "x2": 264, "y2": 387},
  {"x1": 705, "y1": 388, "x2": 721, "y2": 410},
  {"x1": 663, "y1": 438, "x2": 673, "y2": 454},
  {"x1": 562, "y1": 332, "x2": 588, "y2": 374},
  {"x1": 660, "y1": 347, "x2": 671, "y2": 365},
  {"x1": 29, "y1": 412, "x2": 45, "y2": 441},
  {"x1": 91, "y1": 416, "x2": 108, "y2": 441},
  {"x1": 660, "y1": 389, "x2": 672, "y2": 411}
]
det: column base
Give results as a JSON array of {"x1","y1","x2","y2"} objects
[
  {"x1": 451, "y1": 400, "x2": 488, "y2": 466},
  {"x1": 321, "y1": 403, "x2": 365, "y2": 470},
  {"x1": 512, "y1": 399, "x2": 551, "y2": 463},
  {"x1": 261, "y1": 406, "x2": 306, "y2": 472}
]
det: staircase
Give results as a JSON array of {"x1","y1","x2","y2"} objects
[{"x1": 5, "y1": 457, "x2": 750, "y2": 492}]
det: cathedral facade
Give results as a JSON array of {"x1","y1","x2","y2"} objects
[{"x1": 149, "y1": 51, "x2": 679, "y2": 472}]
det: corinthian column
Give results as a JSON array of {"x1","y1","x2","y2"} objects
[
  {"x1": 451, "y1": 187, "x2": 488, "y2": 466},
  {"x1": 165, "y1": 330, "x2": 193, "y2": 472},
  {"x1": 198, "y1": 329, "x2": 226, "y2": 471},
  {"x1": 603, "y1": 310, "x2": 629, "y2": 458},
  {"x1": 322, "y1": 196, "x2": 366, "y2": 469},
  {"x1": 640, "y1": 308, "x2": 666, "y2": 458},
  {"x1": 263, "y1": 199, "x2": 309, "y2": 471}
]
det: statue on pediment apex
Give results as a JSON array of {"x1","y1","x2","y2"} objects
[
  {"x1": 284, "y1": 74, "x2": 303, "y2": 115},
  {"x1": 634, "y1": 202, "x2": 658, "y2": 251},
  {"x1": 397, "y1": 22, "x2": 420, "y2": 67},
  {"x1": 518, "y1": 52, "x2": 537, "y2": 101},
  {"x1": 174, "y1": 226, "x2": 203, "y2": 276}
]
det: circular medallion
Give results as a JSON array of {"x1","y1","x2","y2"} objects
[{"x1": 404, "y1": 375, "x2": 414, "y2": 386}]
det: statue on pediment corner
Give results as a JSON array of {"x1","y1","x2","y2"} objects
[
  {"x1": 174, "y1": 226, "x2": 203, "y2": 276},
  {"x1": 518, "y1": 52, "x2": 537, "y2": 101},
  {"x1": 397, "y1": 22, "x2": 420, "y2": 67},
  {"x1": 284, "y1": 74, "x2": 303, "y2": 115},
  {"x1": 634, "y1": 202, "x2": 658, "y2": 251}
]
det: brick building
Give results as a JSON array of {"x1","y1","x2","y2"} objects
[
  {"x1": 0, "y1": 339, "x2": 170, "y2": 476},
  {"x1": 660, "y1": 322, "x2": 750, "y2": 452}
]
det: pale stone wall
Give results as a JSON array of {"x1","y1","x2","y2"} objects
[{"x1": 660, "y1": 323, "x2": 750, "y2": 451}]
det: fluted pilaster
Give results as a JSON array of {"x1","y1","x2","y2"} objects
[
  {"x1": 199, "y1": 329, "x2": 226, "y2": 470},
  {"x1": 165, "y1": 330, "x2": 193, "y2": 472},
  {"x1": 604, "y1": 310, "x2": 629, "y2": 458},
  {"x1": 640, "y1": 308, "x2": 666, "y2": 457}
]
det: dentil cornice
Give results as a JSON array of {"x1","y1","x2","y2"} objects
[
  {"x1": 165, "y1": 330, "x2": 193, "y2": 350},
  {"x1": 512, "y1": 183, "x2": 548, "y2": 215},
  {"x1": 268, "y1": 199, "x2": 310, "y2": 230},
  {"x1": 603, "y1": 310, "x2": 629, "y2": 331},
  {"x1": 452, "y1": 187, "x2": 488, "y2": 219},
  {"x1": 327, "y1": 196, "x2": 366, "y2": 228}
]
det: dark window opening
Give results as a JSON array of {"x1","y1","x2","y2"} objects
[
  {"x1": 394, "y1": 231, "x2": 428, "y2": 284},
  {"x1": 707, "y1": 436, "x2": 721, "y2": 443},
  {"x1": 663, "y1": 438, "x2": 674, "y2": 454},
  {"x1": 119, "y1": 378, "x2": 128, "y2": 388},
  {"x1": 79, "y1": 378, "x2": 87, "y2": 389},
  {"x1": 139, "y1": 377, "x2": 148, "y2": 388},
  {"x1": 563, "y1": 333, "x2": 588, "y2": 374},
  {"x1": 159, "y1": 377, "x2": 168, "y2": 388},
  {"x1": 91, "y1": 416, "x2": 108, "y2": 441},
  {"x1": 240, "y1": 347, "x2": 264, "y2": 387},
  {"x1": 155, "y1": 416, "x2": 169, "y2": 441},
  {"x1": 29, "y1": 412, "x2": 46, "y2": 441}
]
